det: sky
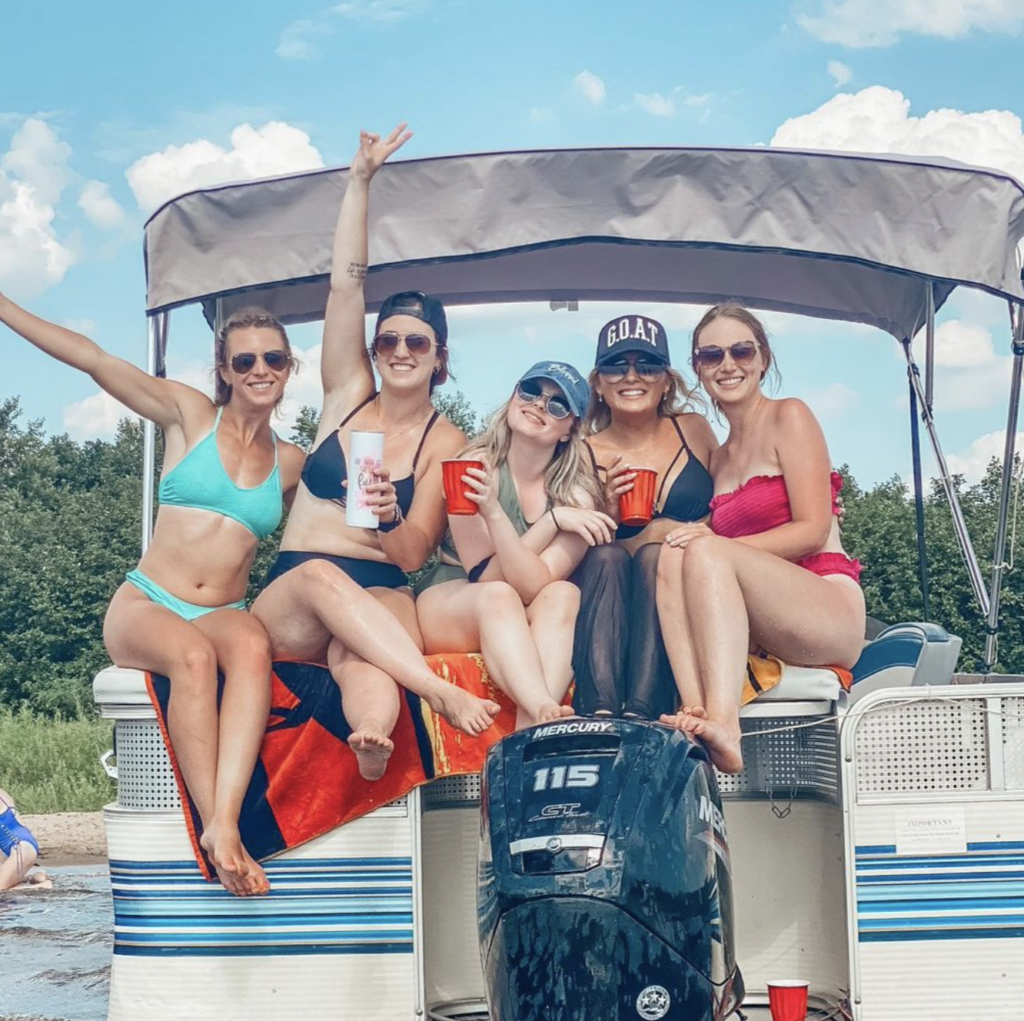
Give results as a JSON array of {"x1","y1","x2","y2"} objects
[{"x1": 3, "y1": 0, "x2": 1024, "y2": 489}]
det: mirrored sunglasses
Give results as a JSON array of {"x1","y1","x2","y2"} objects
[
  {"x1": 515, "y1": 379, "x2": 573, "y2": 420},
  {"x1": 597, "y1": 358, "x2": 668, "y2": 383}
]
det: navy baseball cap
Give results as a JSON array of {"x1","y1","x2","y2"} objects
[
  {"x1": 517, "y1": 360, "x2": 590, "y2": 418},
  {"x1": 595, "y1": 314, "x2": 670, "y2": 366},
  {"x1": 376, "y1": 290, "x2": 448, "y2": 346}
]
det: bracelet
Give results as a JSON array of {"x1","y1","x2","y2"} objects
[
  {"x1": 550, "y1": 507, "x2": 561, "y2": 530},
  {"x1": 378, "y1": 502, "x2": 404, "y2": 533}
]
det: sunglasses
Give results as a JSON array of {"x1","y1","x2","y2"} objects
[
  {"x1": 597, "y1": 358, "x2": 668, "y2": 383},
  {"x1": 515, "y1": 380, "x2": 573, "y2": 420},
  {"x1": 372, "y1": 331, "x2": 435, "y2": 356},
  {"x1": 692, "y1": 341, "x2": 759, "y2": 369},
  {"x1": 230, "y1": 349, "x2": 291, "y2": 373}
]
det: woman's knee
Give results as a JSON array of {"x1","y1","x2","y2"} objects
[
  {"x1": 475, "y1": 580, "x2": 524, "y2": 615},
  {"x1": 220, "y1": 623, "x2": 273, "y2": 675},
  {"x1": 534, "y1": 580, "x2": 581, "y2": 618},
  {"x1": 679, "y1": 534, "x2": 730, "y2": 580},
  {"x1": 173, "y1": 638, "x2": 219, "y2": 689}
]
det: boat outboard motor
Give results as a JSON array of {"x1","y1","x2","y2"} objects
[{"x1": 479, "y1": 719, "x2": 742, "y2": 1021}]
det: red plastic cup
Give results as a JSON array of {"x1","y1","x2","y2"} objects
[
  {"x1": 618, "y1": 466, "x2": 658, "y2": 527},
  {"x1": 442, "y1": 459, "x2": 485, "y2": 515},
  {"x1": 767, "y1": 980, "x2": 809, "y2": 1021}
]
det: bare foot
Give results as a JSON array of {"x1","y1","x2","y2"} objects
[
  {"x1": 428, "y1": 684, "x2": 500, "y2": 736},
  {"x1": 238, "y1": 849, "x2": 270, "y2": 896},
  {"x1": 201, "y1": 821, "x2": 263, "y2": 897},
  {"x1": 349, "y1": 728, "x2": 394, "y2": 781},
  {"x1": 659, "y1": 711, "x2": 743, "y2": 774},
  {"x1": 537, "y1": 702, "x2": 575, "y2": 724}
]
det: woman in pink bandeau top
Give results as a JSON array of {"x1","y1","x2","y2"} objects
[{"x1": 655, "y1": 304, "x2": 865, "y2": 774}]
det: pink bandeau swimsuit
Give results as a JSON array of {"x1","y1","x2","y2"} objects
[{"x1": 709, "y1": 470, "x2": 862, "y2": 584}]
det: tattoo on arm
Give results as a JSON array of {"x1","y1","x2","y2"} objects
[{"x1": 347, "y1": 262, "x2": 368, "y2": 281}]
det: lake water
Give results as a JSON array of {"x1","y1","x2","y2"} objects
[{"x1": 0, "y1": 865, "x2": 111, "y2": 1021}]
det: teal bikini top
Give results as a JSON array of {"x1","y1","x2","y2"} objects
[{"x1": 159, "y1": 407, "x2": 282, "y2": 540}]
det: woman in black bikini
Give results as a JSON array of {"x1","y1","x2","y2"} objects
[
  {"x1": 573, "y1": 314, "x2": 718, "y2": 719},
  {"x1": 252, "y1": 125, "x2": 499, "y2": 780}
]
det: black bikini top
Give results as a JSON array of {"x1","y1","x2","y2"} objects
[
  {"x1": 589, "y1": 417, "x2": 714, "y2": 540},
  {"x1": 301, "y1": 393, "x2": 440, "y2": 516}
]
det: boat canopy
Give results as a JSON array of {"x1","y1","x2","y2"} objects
[{"x1": 144, "y1": 146, "x2": 1024, "y2": 342}]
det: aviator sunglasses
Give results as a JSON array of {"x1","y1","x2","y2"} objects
[
  {"x1": 597, "y1": 357, "x2": 668, "y2": 383},
  {"x1": 515, "y1": 379, "x2": 573, "y2": 420},
  {"x1": 230, "y1": 349, "x2": 291, "y2": 373},
  {"x1": 692, "y1": 340, "x2": 759, "y2": 369},
  {"x1": 372, "y1": 331, "x2": 436, "y2": 356}
]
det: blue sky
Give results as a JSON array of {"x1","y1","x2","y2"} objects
[{"x1": 3, "y1": 0, "x2": 1024, "y2": 487}]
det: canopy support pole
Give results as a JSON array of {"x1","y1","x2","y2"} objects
[
  {"x1": 907, "y1": 374, "x2": 930, "y2": 620},
  {"x1": 141, "y1": 311, "x2": 169, "y2": 553},
  {"x1": 925, "y1": 283, "x2": 935, "y2": 412},
  {"x1": 900, "y1": 341, "x2": 990, "y2": 616},
  {"x1": 983, "y1": 302, "x2": 1024, "y2": 670}
]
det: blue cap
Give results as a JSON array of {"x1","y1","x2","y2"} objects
[{"x1": 517, "y1": 360, "x2": 590, "y2": 418}]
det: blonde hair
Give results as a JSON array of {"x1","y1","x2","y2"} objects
[
  {"x1": 582, "y1": 365, "x2": 705, "y2": 435},
  {"x1": 462, "y1": 397, "x2": 602, "y2": 509}
]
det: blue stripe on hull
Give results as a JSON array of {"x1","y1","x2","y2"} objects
[
  {"x1": 854, "y1": 839, "x2": 1024, "y2": 944},
  {"x1": 109, "y1": 857, "x2": 416, "y2": 958}
]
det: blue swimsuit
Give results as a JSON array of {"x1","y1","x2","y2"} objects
[
  {"x1": 0, "y1": 802, "x2": 39, "y2": 857},
  {"x1": 127, "y1": 407, "x2": 283, "y2": 620}
]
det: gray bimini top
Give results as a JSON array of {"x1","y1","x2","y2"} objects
[{"x1": 143, "y1": 145, "x2": 1024, "y2": 342}]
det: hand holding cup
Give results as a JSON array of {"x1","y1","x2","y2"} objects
[
  {"x1": 365, "y1": 467, "x2": 399, "y2": 524},
  {"x1": 618, "y1": 466, "x2": 658, "y2": 527},
  {"x1": 442, "y1": 458, "x2": 487, "y2": 515}
]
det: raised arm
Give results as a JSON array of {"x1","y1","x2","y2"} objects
[
  {"x1": 0, "y1": 292, "x2": 204, "y2": 430},
  {"x1": 321, "y1": 124, "x2": 413, "y2": 406}
]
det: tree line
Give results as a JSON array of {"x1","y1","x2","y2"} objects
[{"x1": 0, "y1": 394, "x2": 1019, "y2": 717}]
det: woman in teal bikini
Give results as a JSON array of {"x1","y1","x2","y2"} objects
[{"x1": 0, "y1": 295, "x2": 306, "y2": 896}]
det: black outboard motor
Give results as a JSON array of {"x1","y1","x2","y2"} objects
[{"x1": 479, "y1": 719, "x2": 742, "y2": 1021}]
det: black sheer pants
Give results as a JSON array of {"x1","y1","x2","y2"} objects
[{"x1": 571, "y1": 543, "x2": 678, "y2": 719}]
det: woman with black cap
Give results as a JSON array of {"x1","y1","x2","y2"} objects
[
  {"x1": 415, "y1": 360, "x2": 615, "y2": 728},
  {"x1": 573, "y1": 313, "x2": 718, "y2": 719},
  {"x1": 253, "y1": 125, "x2": 499, "y2": 779}
]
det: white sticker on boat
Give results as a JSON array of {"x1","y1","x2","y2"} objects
[{"x1": 894, "y1": 806, "x2": 967, "y2": 855}]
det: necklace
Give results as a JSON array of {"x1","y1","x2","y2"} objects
[{"x1": 375, "y1": 396, "x2": 431, "y2": 444}]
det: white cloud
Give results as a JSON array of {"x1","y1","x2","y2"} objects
[
  {"x1": 946, "y1": 429, "x2": 1024, "y2": 484},
  {"x1": 62, "y1": 317, "x2": 97, "y2": 335},
  {"x1": 63, "y1": 391, "x2": 138, "y2": 439},
  {"x1": 78, "y1": 180, "x2": 126, "y2": 229},
  {"x1": 827, "y1": 60, "x2": 852, "y2": 86},
  {"x1": 796, "y1": 0, "x2": 1024, "y2": 48},
  {"x1": 922, "y1": 319, "x2": 996, "y2": 368},
  {"x1": 800, "y1": 381, "x2": 859, "y2": 419},
  {"x1": 0, "y1": 118, "x2": 75, "y2": 298},
  {"x1": 771, "y1": 86, "x2": 1024, "y2": 184},
  {"x1": 634, "y1": 92, "x2": 675, "y2": 118},
  {"x1": 573, "y1": 70, "x2": 606, "y2": 107},
  {"x1": 277, "y1": 19, "x2": 326, "y2": 59},
  {"x1": 529, "y1": 107, "x2": 556, "y2": 124},
  {"x1": 125, "y1": 121, "x2": 325, "y2": 214},
  {"x1": 331, "y1": 0, "x2": 428, "y2": 22}
]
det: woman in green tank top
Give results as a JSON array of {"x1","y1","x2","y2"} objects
[{"x1": 416, "y1": 361, "x2": 616, "y2": 728}]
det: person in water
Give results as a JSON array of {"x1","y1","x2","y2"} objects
[
  {"x1": 657, "y1": 304, "x2": 865, "y2": 773},
  {"x1": 0, "y1": 788, "x2": 49, "y2": 891},
  {"x1": 573, "y1": 314, "x2": 718, "y2": 719},
  {"x1": 252, "y1": 124, "x2": 499, "y2": 781},
  {"x1": 0, "y1": 293, "x2": 307, "y2": 895},
  {"x1": 416, "y1": 361, "x2": 615, "y2": 727}
]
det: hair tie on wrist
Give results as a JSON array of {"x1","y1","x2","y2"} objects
[
  {"x1": 379, "y1": 503, "x2": 404, "y2": 533},
  {"x1": 550, "y1": 508, "x2": 561, "y2": 530}
]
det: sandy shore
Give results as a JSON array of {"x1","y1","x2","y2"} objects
[{"x1": 21, "y1": 812, "x2": 107, "y2": 866}]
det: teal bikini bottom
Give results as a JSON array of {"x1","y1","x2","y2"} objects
[{"x1": 125, "y1": 569, "x2": 246, "y2": 622}]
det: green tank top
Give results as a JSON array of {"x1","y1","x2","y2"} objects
[{"x1": 415, "y1": 462, "x2": 540, "y2": 592}]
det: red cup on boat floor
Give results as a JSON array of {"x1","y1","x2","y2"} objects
[
  {"x1": 618, "y1": 466, "x2": 658, "y2": 527},
  {"x1": 442, "y1": 459, "x2": 485, "y2": 515},
  {"x1": 767, "y1": 980, "x2": 809, "y2": 1021}
]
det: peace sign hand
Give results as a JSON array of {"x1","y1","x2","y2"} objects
[{"x1": 350, "y1": 123, "x2": 413, "y2": 182}]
